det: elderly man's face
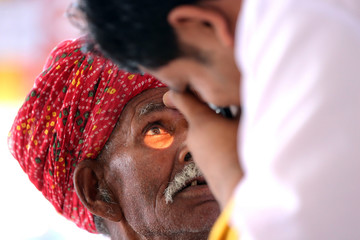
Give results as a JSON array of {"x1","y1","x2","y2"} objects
[{"x1": 102, "y1": 87, "x2": 219, "y2": 237}]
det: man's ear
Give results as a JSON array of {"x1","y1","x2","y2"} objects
[
  {"x1": 74, "y1": 159, "x2": 123, "y2": 222},
  {"x1": 167, "y1": 5, "x2": 234, "y2": 48}
]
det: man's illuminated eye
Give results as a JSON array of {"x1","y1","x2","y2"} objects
[
  {"x1": 147, "y1": 127, "x2": 162, "y2": 135},
  {"x1": 144, "y1": 127, "x2": 174, "y2": 149}
]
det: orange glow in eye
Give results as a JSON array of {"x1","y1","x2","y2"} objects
[{"x1": 144, "y1": 127, "x2": 174, "y2": 149}]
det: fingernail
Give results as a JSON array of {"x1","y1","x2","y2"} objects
[{"x1": 163, "y1": 91, "x2": 175, "y2": 107}]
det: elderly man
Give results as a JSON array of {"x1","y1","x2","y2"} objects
[{"x1": 8, "y1": 37, "x2": 219, "y2": 239}]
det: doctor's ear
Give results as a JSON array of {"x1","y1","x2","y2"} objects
[
  {"x1": 74, "y1": 159, "x2": 124, "y2": 222},
  {"x1": 167, "y1": 5, "x2": 234, "y2": 48}
]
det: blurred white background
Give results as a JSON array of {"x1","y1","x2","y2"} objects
[{"x1": 0, "y1": 0, "x2": 107, "y2": 239}]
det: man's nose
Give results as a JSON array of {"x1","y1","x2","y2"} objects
[
  {"x1": 184, "y1": 152, "x2": 192, "y2": 162},
  {"x1": 178, "y1": 147, "x2": 193, "y2": 163}
]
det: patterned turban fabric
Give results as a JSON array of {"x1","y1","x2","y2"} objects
[{"x1": 8, "y1": 37, "x2": 165, "y2": 233}]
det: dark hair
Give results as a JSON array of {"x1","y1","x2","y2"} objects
[
  {"x1": 94, "y1": 215, "x2": 110, "y2": 236},
  {"x1": 92, "y1": 184, "x2": 116, "y2": 236},
  {"x1": 78, "y1": 0, "x2": 201, "y2": 72}
]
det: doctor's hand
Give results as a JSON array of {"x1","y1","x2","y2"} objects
[{"x1": 163, "y1": 90, "x2": 243, "y2": 209}]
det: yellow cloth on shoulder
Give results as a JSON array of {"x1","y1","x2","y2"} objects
[{"x1": 209, "y1": 199, "x2": 239, "y2": 240}]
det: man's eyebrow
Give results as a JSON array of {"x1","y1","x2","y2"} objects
[{"x1": 138, "y1": 102, "x2": 167, "y2": 117}]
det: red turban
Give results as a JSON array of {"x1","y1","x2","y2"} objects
[{"x1": 8, "y1": 37, "x2": 165, "y2": 233}]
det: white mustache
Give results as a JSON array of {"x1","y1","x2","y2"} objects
[{"x1": 164, "y1": 162, "x2": 202, "y2": 204}]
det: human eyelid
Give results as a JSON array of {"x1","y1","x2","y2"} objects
[
  {"x1": 142, "y1": 121, "x2": 162, "y2": 135},
  {"x1": 146, "y1": 126, "x2": 166, "y2": 136}
]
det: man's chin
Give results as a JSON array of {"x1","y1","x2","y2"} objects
[
  {"x1": 172, "y1": 199, "x2": 219, "y2": 233},
  {"x1": 154, "y1": 191, "x2": 219, "y2": 237}
]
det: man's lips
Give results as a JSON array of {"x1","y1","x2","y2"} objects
[{"x1": 174, "y1": 176, "x2": 214, "y2": 201}]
